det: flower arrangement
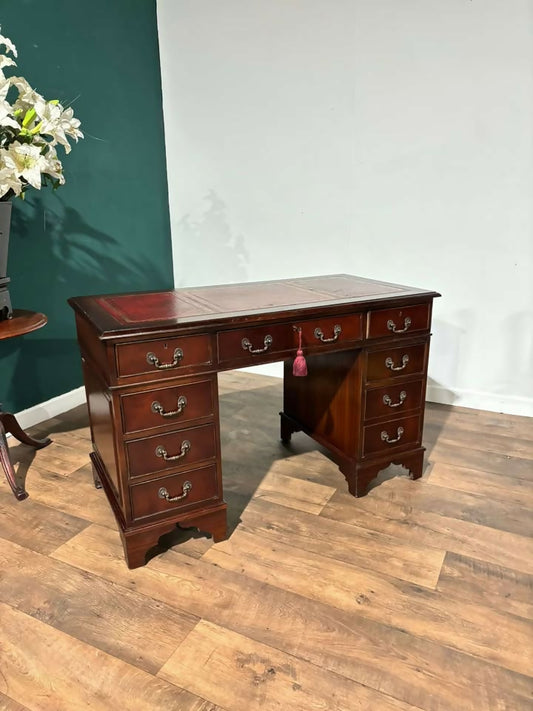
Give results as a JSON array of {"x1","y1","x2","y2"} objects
[{"x1": 0, "y1": 28, "x2": 83, "y2": 201}]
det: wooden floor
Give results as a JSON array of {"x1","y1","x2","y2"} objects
[{"x1": 0, "y1": 371, "x2": 532, "y2": 711}]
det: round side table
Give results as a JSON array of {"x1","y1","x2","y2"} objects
[{"x1": 0, "y1": 309, "x2": 52, "y2": 500}]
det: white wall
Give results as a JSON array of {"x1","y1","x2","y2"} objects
[{"x1": 157, "y1": 0, "x2": 533, "y2": 417}]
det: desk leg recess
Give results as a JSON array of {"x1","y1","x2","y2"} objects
[{"x1": 0, "y1": 409, "x2": 52, "y2": 500}]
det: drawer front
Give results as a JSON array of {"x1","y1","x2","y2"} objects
[
  {"x1": 367, "y1": 303, "x2": 430, "y2": 339},
  {"x1": 364, "y1": 379, "x2": 424, "y2": 420},
  {"x1": 126, "y1": 423, "x2": 216, "y2": 478},
  {"x1": 121, "y1": 379, "x2": 214, "y2": 434},
  {"x1": 130, "y1": 464, "x2": 220, "y2": 521},
  {"x1": 218, "y1": 323, "x2": 293, "y2": 365},
  {"x1": 297, "y1": 313, "x2": 363, "y2": 349},
  {"x1": 116, "y1": 334, "x2": 212, "y2": 378},
  {"x1": 363, "y1": 415, "x2": 421, "y2": 456},
  {"x1": 366, "y1": 342, "x2": 427, "y2": 382}
]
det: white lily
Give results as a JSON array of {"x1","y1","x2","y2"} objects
[
  {"x1": 40, "y1": 103, "x2": 83, "y2": 152},
  {"x1": 0, "y1": 30, "x2": 17, "y2": 58},
  {"x1": 5, "y1": 142, "x2": 48, "y2": 190},
  {"x1": 0, "y1": 28, "x2": 82, "y2": 201},
  {"x1": 0, "y1": 55, "x2": 16, "y2": 70},
  {"x1": 0, "y1": 80, "x2": 19, "y2": 130},
  {"x1": 0, "y1": 160, "x2": 23, "y2": 198},
  {"x1": 11, "y1": 76, "x2": 47, "y2": 117},
  {"x1": 41, "y1": 144, "x2": 65, "y2": 183}
]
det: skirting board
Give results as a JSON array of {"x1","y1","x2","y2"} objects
[
  {"x1": 425, "y1": 384, "x2": 533, "y2": 418},
  {"x1": 11, "y1": 386, "x2": 86, "y2": 434}
]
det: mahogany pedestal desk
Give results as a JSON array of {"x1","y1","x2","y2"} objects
[
  {"x1": 0, "y1": 309, "x2": 52, "y2": 501},
  {"x1": 69, "y1": 274, "x2": 440, "y2": 568}
]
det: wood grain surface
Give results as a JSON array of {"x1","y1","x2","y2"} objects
[{"x1": 1, "y1": 371, "x2": 531, "y2": 711}]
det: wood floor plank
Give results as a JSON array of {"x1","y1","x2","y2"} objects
[
  {"x1": 159, "y1": 619, "x2": 419, "y2": 711},
  {"x1": 361, "y1": 476, "x2": 533, "y2": 537},
  {"x1": 424, "y1": 423, "x2": 533, "y2": 460},
  {"x1": 51, "y1": 524, "x2": 533, "y2": 711},
  {"x1": 203, "y1": 528, "x2": 533, "y2": 676},
  {"x1": 437, "y1": 552, "x2": 533, "y2": 620},
  {"x1": 0, "y1": 693, "x2": 31, "y2": 711},
  {"x1": 427, "y1": 461, "x2": 533, "y2": 508},
  {"x1": 0, "y1": 538, "x2": 199, "y2": 675},
  {"x1": 223, "y1": 447, "x2": 339, "y2": 490},
  {"x1": 425, "y1": 403, "x2": 533, "y2": 440},
  {"x1": 427, "y1": 443, "x2": 533, "y2": 481},
  {"x1": 2, "y1": 373, "x2": 531, "y2": 711},
  {"x1": 219, "y1": 371, "x2": 282, "y2": 394},
  {"x1": 0, "y1": 489, "x2": 89, "y2": 555},
  {"x1": 253, "y1": 469, "x2": 336, "y2": 514},
  {"x1": 0, "y1": 462, "x2": 117, "y2": 529},
  {"x1": 9, "y1": 437, "x2": 92, "y2": 476},
  {"x1": 239, "y1": 497, "x2": 445, "y2": 588},
  {"x1": 322, "y1": 490, "x2": 533, "y2": 575},
  {"x1": 0, "y1": 602, "x2": 223, "y2": 711}
]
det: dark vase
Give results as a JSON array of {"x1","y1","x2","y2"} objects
[{"x1": 0, "y1": 201, "x2": 13, "y2": 320}]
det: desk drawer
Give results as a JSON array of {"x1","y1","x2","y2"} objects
[
  {"x1": 126, "y1": 423, "x2": 216, "y2": 478},
  {"x1": 218, "y1": 323, "x2": 293, "y2": 365},
  {"x1": 120, "y1": 379, "x2": 215, "y2": 434},
  {"x1": 364, "y1": 379, "x2": 424, "y2": 420},
  {"x1": 363, "y1": 415, "x2": 421, "y2": 456},
  {"x1": 297, "y1": 313, "x2": 363, "y2": 348},
  {"x1": 116, "y1": 334, "x2": 212, "y2": 378},
  {"x1": 130, "y1": 464, "x2": 220, "y2": 521},
  {"x1": 366, "y1": 343, "x2": 427, "y2": 382},
  {"x1": 367, "y1": 303, "x2": 430, "y2": 339}
]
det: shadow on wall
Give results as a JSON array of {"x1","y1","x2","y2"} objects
[
  {"x1": 2, "y1": 337, "x2": 82, "y2": 409},
  {"x1": 10, "y1": 194, "x2": 169, "y2": 313},
  {"x1": 4, "y1": 193, "x2": 172, "y2": 412},
  {"x1": 175, "y1": 190, "x2": 249, "y2": 287}
]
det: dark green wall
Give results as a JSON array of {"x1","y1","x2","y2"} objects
[{"x1": 0, "y1": 0, "x2": 173, "y2": 412}]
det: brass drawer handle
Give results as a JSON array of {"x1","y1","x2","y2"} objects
[
  {"x1": 385, "y1": 354, "x2": 409, "y2": 371},
  {"x1": 158, "y1": 481, "x2": 192, "y2": 502},
  {"x1": 314, "y1": 324, "x2": 341, "y2": 343},
  {"x1": 383, "y1": 391, "x2": 407, "y2": 408},
  {"x1": 155, "y1": 440, "x2": 191, "y2": 461},
  {"x1": 151, "y1": 395, "x2": 187, "y2": 418},
  {"x1": 146, "y1": 348, "x2": 183, "y2": 370},
  {"x1": 381, "y1": 426, "x2": 404, "y2": 444},
  {"x1": 241, "y1": 334, "x2": 273, "y2": 354},
  {"x1": 387, "y1": 317, "x2": 412, "y2": 334}
]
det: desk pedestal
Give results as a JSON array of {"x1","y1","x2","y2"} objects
[{"x1": 281, "y1": 344, "x2": 428, "y2": 496}]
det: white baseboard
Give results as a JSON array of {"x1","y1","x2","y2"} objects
[
  {"x1": 426, "y1": 384, "x2": 533, "y2": 418},
  {"x1": 12, "y1": 386, "x2": 86, "y2": 432}
]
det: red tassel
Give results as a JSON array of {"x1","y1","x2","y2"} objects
[{"x1": 293, "y1": 328, "x2": 307, "y2": 376}]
